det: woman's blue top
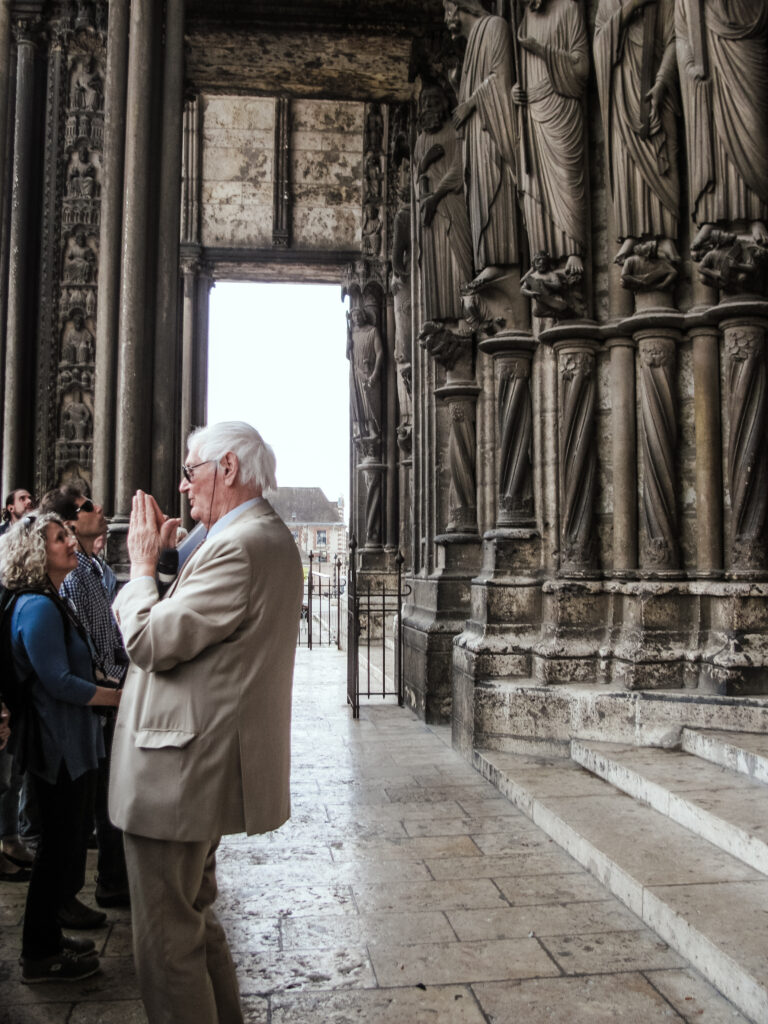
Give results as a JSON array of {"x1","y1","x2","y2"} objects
[{"x1": 11, "y1": 592, "x2": 103, "y2": 783}]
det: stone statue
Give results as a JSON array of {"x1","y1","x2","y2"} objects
[
  {"x1": 620, "y1": 238, "x2": 679, "y2": 291},
  {"x1": 391, "y1": 160, "x2": 414, "y2": 438},
  {"x1": 67, "y1": 144, "x2": 98, "y2": 199},
  {"x1": 364, "y1": 103, "x2": 384, "y2": 155},
  {"x1": 521, "y1": 251, "x2": 586, "y2": 319},
  {"x1": 695, "y1": 231, "x2": 768, "y2": 295},
  {"x1": 62, "y1": 400, "x2": 91, "y2": 442},
  {"x1": 414, "y1": 85, "x2": 473, "y2": 322},
  {"x1": 87, "y1": 68, "x2": 104, "y2": 112},
  {"x1": 61, "y1": 313, "x2": 94, "y2": 364},
  {"x1": 676, "y1": 1, "x2": 768, "y2": 254},
  {"x1": 444, "y1": 0, "x2": 520, "y2": 287},
  {"x1": 364, "y1": 153, "x2": 383, "y2": 199},
  {"x1": 64, "y1": 232, "x2": 96, "y2": 284},
  {"x1": 347, "y1": 307, "x2": 384, "y2": 442},
  {"x1": 594, "y1": 0, "x2": 680, "y2": 265},
  {"x1": 513, "y1": 0, "x2": 589, "y2": 276},
  {"x1": 362, "y1": 206, "x2": 383, "y2": 257}
]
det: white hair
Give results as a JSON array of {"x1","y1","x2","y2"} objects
[{"x1": 188, "y1": 421, "x2": 278, "y2": 491}]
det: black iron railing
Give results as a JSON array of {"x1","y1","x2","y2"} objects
[{"x1": 298, "y1": 552, "x2": 344, "y2": 649}]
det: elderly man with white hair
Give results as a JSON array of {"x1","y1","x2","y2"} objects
[{"x1": 110, "y1": 421, "x2": 303, "y2": 1024}]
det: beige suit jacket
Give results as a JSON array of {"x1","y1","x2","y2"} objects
[{"x1": 108, "y1": 500, "x2": 303, "y2": 842}]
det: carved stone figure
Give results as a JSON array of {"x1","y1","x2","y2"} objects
[
  {"x1": 62, "y1": 400, "x2": 91, "y2": 442},
  {"x1": 594, "y1": 0, "x2": 680, "y2": 264},
  {"x1": 364, "y1": 153, "x2": 383, "y2": 199},
  {"x1": 521, "y1": 251, "x2": 586, "y2": 319},
  {"x1": 64, "y1": 232, "x2": 96, "y2": 284},
  {"x1": 392, "y1": 161, "x2": 414, "y2": 437},
  {"x1": 347, "y1": 307, "x2": 384, "y2": 442},
  {"x1": 87, "y1": 68, "x2": 104, "y2": 112},
  {"x1": 676, "y1": 1, "x2": 768, "y2": 252},
  {"x1": 67, "y1": 144, "x2": 98, "y2": 198},
  {"x1": 414, "y1": 85, "x2": 473, "y2": 322},
  {"x1": 61, "y1": 313, "x2": 94, "y2": 364},
  {"x1": 444, "y1": 0, "x2": 520, "y2": 287},
  {"x1": 364, "y1": 103, "x2": 384, "y2": 155},
  {"x1": 362, "y1": 207, "x2": 382, "y2": 257},
  {"x1": 695, "y1": 231, "x2": 768, "y2": 295},
  {"x1": 620, "y1": 238, "x2": 679, "y2": 291},
  {"x1": 513, "y1": 0, "x2": 589, "y2": 275}
]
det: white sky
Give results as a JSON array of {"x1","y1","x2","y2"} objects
[{"x1": 207, "y1": 282, "x2": 351, "y2": 519}]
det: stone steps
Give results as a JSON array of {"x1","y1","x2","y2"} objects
[
  {"x1": 571, "y1": 738, "x2": 768, "y2": 876},
  {"x1": 681, "y1": 727, "x2": 768, "y2": 785},
  {"x1": 474, "y1": 740, "x2": 768, "y2": 1023}
]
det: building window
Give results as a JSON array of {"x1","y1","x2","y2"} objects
[{"x1": 316, "y1": 529, "x2": 327, "y2": 546}]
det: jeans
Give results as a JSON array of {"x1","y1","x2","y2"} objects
[{"x1": 21, "y1": 766, "x2": 96, "y2": 959}]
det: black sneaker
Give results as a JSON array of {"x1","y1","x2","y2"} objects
[
  {"x1": 62, "y1": 935, "x2": 97, "y2": 959},
  {"x1": 57, "y1": 897, "x2": 107, "y2": 930},
  {"x1": 20, "y1": 948, "x2": 100, "y2": 984}
]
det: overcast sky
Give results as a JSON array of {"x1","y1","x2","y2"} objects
[{"x1": 207, "y1": 282, "x2": 351, "y2": 518}]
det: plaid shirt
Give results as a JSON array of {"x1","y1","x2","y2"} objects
[{"x1": 60, "y1": 550, "x2": 128, "y2": 682}]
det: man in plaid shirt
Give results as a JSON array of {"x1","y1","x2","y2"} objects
[{"x1": 41, "y1": 487, "x2": 129, "y2": 917}]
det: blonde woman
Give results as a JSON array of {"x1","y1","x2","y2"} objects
[{"x1": 0, "y1": 513, "x2": 120, "y2": 983}]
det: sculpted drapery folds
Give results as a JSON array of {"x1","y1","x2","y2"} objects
[
  {"x1": 347, "y1": 307, "x2": 385, "y2": 445},
  {"x1": 676, "y1": 0, "x2": 768, "y2": 252},
  {"x1": 594, "y1": 0, "x2": 680, "y2": 264},
  {"x1": 444, "y1": 0, "x2": 520, "y2": 287},
  {"x1": 514, "y1": 0, "x2": 589, "y2": 274},
  {"x1": 414, "y1": 86, "x2": 474, "y2": 322}
]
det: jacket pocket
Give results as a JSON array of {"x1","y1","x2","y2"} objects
[{"x1": 135, "y1": 728, "x2": 196, "y2": 749}]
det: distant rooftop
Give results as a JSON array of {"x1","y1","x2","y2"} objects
[{"x1": 269, "y1": 486, "x2": 345, "y2": 526}]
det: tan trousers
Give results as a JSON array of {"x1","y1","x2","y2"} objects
[{"x1": 123, "y1": 833, "x2": 243, "y2": 1024}]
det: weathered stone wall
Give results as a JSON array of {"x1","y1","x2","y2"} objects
[{"x1": 200, "y1": 95, "x2": 363, "y2": 252}]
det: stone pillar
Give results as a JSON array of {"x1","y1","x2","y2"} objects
[
  {"x1": 179, "y1": 249, "x2": 210, "y2": 460},
  {"x1": 691, "y1": 323, "x2": 723, "y2": 575},
  {"x1": 635, "y1": 327, "x2": 681, "y2": 573},
  {"x1": 0, "y1": 1, "x2": 10, "y2": 458},
  {"x1": 93, "y1": 0, "x2": 129, "y2": 512},
  {"x1": 606, "y1": 334, "x2": 637, "y2": 573},
  {"x1": 114, "y1": 0, "x2": 158, "y2": 517},
  {"x1": 550, "y1": 331, "x2": 600, "y2": 575},
  {"x1": 722, "y1": 313, "x2": 768, "y2": 574},
  {"x1": 151, "y1": 0, "x2": 185, "y2": 512},
  {"x1": 2, "y1": 18, "x2": 38, "y2": 495},
  {"x1": 489, "y1": 336, "x2": 537, "y2": 531}
]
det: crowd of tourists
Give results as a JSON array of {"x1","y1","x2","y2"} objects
[{"x1": 0, "y1": 485, "x2": 127, "y2": 983}]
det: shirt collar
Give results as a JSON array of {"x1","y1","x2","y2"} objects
[{"x1": 206, "y1": 497, "x2": 264, "y2": 541}]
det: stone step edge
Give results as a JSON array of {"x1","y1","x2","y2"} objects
[
  {"x1": 473, "y1": 748, "x2": 766, "y2": 1024},
  {"x1": 571, "y1": 739, "x2": 768, "y2": 878},
  {"x1": 681, "y1": 727, "x2": 768, "y2": 786}
]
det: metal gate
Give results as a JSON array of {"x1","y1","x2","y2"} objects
[
  {"x1": 297, "y1": 552, "x2": 344, "y2": 649},
  {"x1": 346, "y1": 538, "x2": 409, "y2": 718}
]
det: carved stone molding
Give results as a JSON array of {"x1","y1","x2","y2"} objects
[
  {"x1": 723, "y1": 318, "x2": 768, "y2": 573},
  {"x1": 272, "y1": 96, "x2": 291, "y2": 247},
  {"x1": 636, "y1": 328, "x2": 680, "y2": 572}
]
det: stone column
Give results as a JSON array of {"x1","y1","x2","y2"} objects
[
  {"x1": 550, "y1": 331, "x2": 600, "y2": 575},
  {"x1": 635, "y1": 326, "x2": 681, "y2": 573},
  {"x1": 151, "y1": 0, "x2": 185, "y2": 512},
  {"x1": 114, "y1": 0, "x2": 158, "y2": 517},
  {"x1": 2, "y1": 18, "x2": 38, "y2": 495},
  {"x1": 488, "y1": 337, "x2": 537, "y2": 531},
  {"x1": 722, "y1": 313, "x2": 768, "y2": 574},
  {"x1": 606, "y1": 334, "x2": 637, "y2": 573},
  {"x1": 0, "y1": 2, "x2": 10, "y2": 458},
  {"x1": 691, "y1": 323, "x2": 723, "y2": 575},
  {"x1": 93, "y1": 0, "x2": 129, "y2": 513},
  {"x1": 179, "y1": 249, "x2": 210, "y2": 460}
]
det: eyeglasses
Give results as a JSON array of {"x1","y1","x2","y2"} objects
[
  {"x1": 181, "y1": 459, "x2": 215, "y2": 482},
  {"x1": 76, "y1": 499, "x2": 95, "y2": 515}
]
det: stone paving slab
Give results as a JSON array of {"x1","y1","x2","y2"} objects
[{"x1": 0, "y1": 649, "x2": 750, "y2": 1022}]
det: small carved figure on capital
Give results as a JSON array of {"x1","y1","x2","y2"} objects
[
  {"x1": 620, "y1": 238, "x2": 679, "y2": 292},
  {"x1": 560, "y1": 351, "x2": 594, "y2": 382},
  {"x1": 443, "y1": 0, "x2": 520, "y2": 289},
  {"x1": 595, "y1": 0, "x2": 680, "y2": 267},
  {"x1": 677, "y1": 1, "x2": 768, "y2": 258},
  {"x1": 415, "y1": 84, "x2": 473, "y2": 323},
  {"x1": 694, "y1": 230, "x2": 768, "y2": 296},
  {"x1": 347, "y1": 306, "x2": 384, "y2": 444},
  {"x1": 64, "y1": 232, "x2": 97, "y2": 285},
  {"x1": 521, "y1": 251, "x2": 586, "y2": 320},
  {"x1": 419, "y1": 320, "x2": 474, "y2": 374},
  {"x1": 513, "y1": 0, "x2": 589, "y2": 282}
]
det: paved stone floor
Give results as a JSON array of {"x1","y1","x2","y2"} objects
[{"x1": 0, "y1": 649, "x2": 750, "y2": 1022}]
